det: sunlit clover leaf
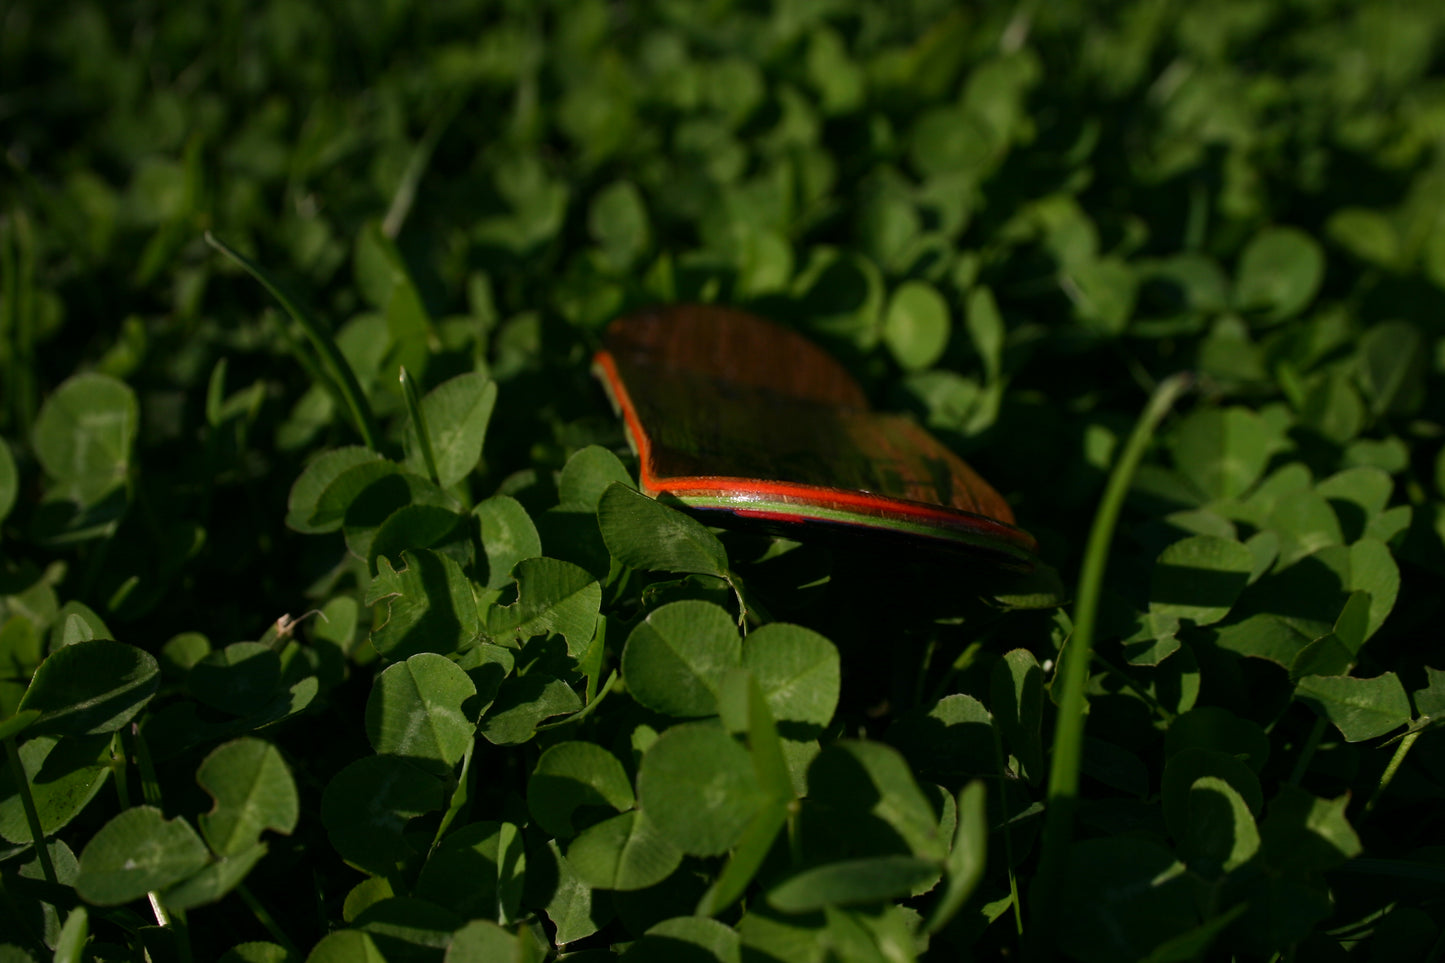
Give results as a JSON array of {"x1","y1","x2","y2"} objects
[
  {"x1": 740, "y1": 623, "x2": 839, "y2": 736},
  {"x1": 19, "y1": 639, "x2": 159, "y2": 737},
  {"x1": 1348, "y1": 538, "x2": 1398, "y2": 642},
  {"x1": 558, "y1": 446, "x2": 635, "y2": 512},
  {"x1": 1142, "y1": 254, "x2": 1232, "y2": 319},
  {"x1": 415, "y1": 820, "x2": 525, "y2": 922},
  {"x1": 966, "y1": 286, "x2": 1005, "y2": 384},
  {"x1": 805, "y1": 741, "x2": 949, "y2": 865},
  {"x1": 528, "y1": 741, "x2": 635, "y2": 838},
  {"x1": 196, "y1": 739, "x2": 298, "y2": 857},
  {"x1": 32, "y1": 373, "x2": 138, "y2": 506},
  {"x1": 161, "y1": 842, "x2": 268, "y2": 912},
  {"x1": 447, "y1": 921, "x2": 525, "y2": 963},
  {"x1": 75, "y1": 806, "x2": 211, "y2": 905},
  {"x1": 52, "y1": 600, "x2": 113, "y2": 649},
  {"x1": 1295, "y1": 672, "x2": 1411, "y2": 742},
  {"x1": 1326, "y1": 207, "x2": 1401, "y2": 268},
  {"x1": 529, "y1": 837, "x2": 611, "y2": 945},
  {"x1": 1181, "y1": 776, "x2": 1260, "y2": 879},
  {"x1": 883, "y1": 280, "x2": 950, "y2": 372},
  {"x1": 1257, "y1": 784, "x2": 1361, "y2": 875},
  {"x1": 1289, "y1": 590, "x2": 1372, "y2": 680},
  {"x1": 285, "y1": 447, "x2": 384, "y2": 534},
  {"x1": 734, "y1": 904, "x2": 831, "y2": 963},
  {"x1": 1234, "y1": 226, "x2": 1324, "y2": 323},
  {"x1": 1357, "y1": 320, "x2": 1426, "y2": 418},
  {"x1": 1267, "y1": 491, "x2": 1344, "y2": 570},
  {"x1": 365, "y1": 549, "x2": 482, "y2": 660},
  {"x1": 1412, "y1": 666, "x2": 1445, "y2": 722},
  {"x1": 697, "y1": 795, "x2": 790, "y2": 918},
  {"x1": 926, "y1": 780, "x2": 988, "y2": 935},
  {"x1": 367, "y1": 504, "x2": 470, "y2": 575},
  {"x1": 307, "y1": 459, "x2": 402, "y2": 532},
  {"x1": 473, "y1": 494, "x2": 542, "y2": 590},
  {"x1": 486, "y1": 557, "x2": 600, "y2": 661},
  {"x1": 1299, "y1": 370, "x2": 1366, "y2": 445},
  {"x1": 1068, "y1": 257, "x2": 1138, "y2": 337},
  {"x1": 989, "y1": 650, "x2": 1044, "y2": 784},
  {"x1": 1162, "y1": 749, "x2": 1262, "y2": 844},
  {"x1": 767, "y1": 856, "x2": 942, "y2": 913},
  {"x1": 355, "y1": 223, "x2": 434, "y2": 375},
  {"x1": 537, "y1": 447, "x2": 633, "y2": 581},
  {"x1": 351, "y1": 896, "x2": 466, "y2": 961},
  {"x1": 908, "y1": 106, "x2": 996, "y2": 179},
  {"x1": 805, "y1": 26, "x2": 864, "y2": 115},
  {"x1": 217, "y1": 943, "x2": 293, "y2": 963},
  {"x1": 1209, "y1": 615, "x2": 1311, "y2": 670},
  {"x1": 0, "y1": 733, "x2": 109, "y2": 843},
  {"x1": 567, "y1": 809, "x2": 684, "y2": 891},
  {"x1": 623, "y1": 601, "x2": 741, "y2": 718},
  {"x1": 712, "y1": 669, "x2": 792, "y2": 804},
  {"x1": 320, "y1": 756, "x2": 447, "y2": 876},
  {"x1": 1148, "y1": 535, "x2": 1253, "y2": 626},
  {"x1": 887, "y1": 694, "x2": 997, "y2": 788},
  {"x1": 598, "y1": 484, "x2": 729, "y2": 578},
  {"x1": 0, "y1": 710, "x2": 40, "y2": 745},
  {"x1": 403, "y1": 373, "x2": 497, "y2": 489},
  {"x1": 478, "y1": 673, "x2": 582, "y2": 746},
  {"x1": 1169, "y1": 407, "x2": 1276, "y2": 502},
  {"x1": 454, "y1": 642, "x2": 514, "y2": 714},
  {"x1": 365, "y1": 654, "x2": 477, "y2": 775},
  {"x1": 792, "y1": 247, "x2": 887, "y2": 352},
  {"x1": 342, "y1": 470, "x2": 461, "y2": 563},
  {"x1": 589, "y1": 180, "x2": 652, "y2": 273},
  {"x1": 52, "y1": 906, "x2": 88, "y2": 963},
  {"x1": 638, "y1": 721, "x2": 767, "y2": 857},
  {"x1": 1316, "y1": 466, "x2": 1392, "y2": 542},
  {"x1": 305, "y1": 931, "x2": 386, "y2": 963},
  {"x1": 623, "y1": 916, "x2": 741, "y2": 963}
]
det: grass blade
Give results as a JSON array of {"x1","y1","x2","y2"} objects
[
  {"x1": 1028, "y1": 372, "x2": 1192, "y2": 960},
  {"x1": 400, "y1": 366, "x2": 442, "y2": 487},
  {"x1": 382, "y1": 91, "x2": 464, "y2": 239},
  {"x1": 3, "y1": 734, "x2": 58, "y2": 885},
  {"x1": 204, "y1": 232, "x2": 380, "y2": 450}
]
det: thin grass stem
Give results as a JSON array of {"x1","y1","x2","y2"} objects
[
  {"x1": 238, "y1": 884, "x2": 302, "y2": 958},
  {"x1": 400, "y1": 366, "x2": 442, "y2": 487},
  {"x1": 205, "y1": 232, "x2": 381, "y2": 450},
  {"x1": 1360, "y1": 729, "x2": 1418, "y2": 822},
  {"x1": 3, "y1": 735, "x2": 57, "y2": 885},
  {"x1": 1288, "y1": 716, "x2": 1329, "y2": 786},
  {"x1": 382, "y1": 91, "x2": 464, "y2": 239},
  {"x1": 1027, "y1": 372, "x2": 1192, "y2": 961}
]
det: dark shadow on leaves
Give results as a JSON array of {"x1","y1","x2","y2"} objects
[
  {"x1": 1151, "y1": 564, "x2": 1250, "y2": 617},
  {"x1": 1232, "y1": 554, "x2": 1347, "y2": 627},
  {"x1": 379, "y1": 550, "x2": 466, "y2": 661},
  {"x1": 887, "y1": 708, "x2": 996, "y2": 786}
]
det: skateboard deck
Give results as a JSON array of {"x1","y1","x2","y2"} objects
[{"x1": 593, "y1": 305, "x2": 1037, "y2": 570}]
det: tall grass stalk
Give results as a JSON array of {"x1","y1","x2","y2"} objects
[
  {"x1": 1027, "y1": 372, "x2": 1193, "y2": 960},
  {"x1": 205, "y1": 232, "x2": 381, "y2": 451}
]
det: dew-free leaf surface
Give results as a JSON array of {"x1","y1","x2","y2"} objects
[
  {"x1": 196, "y1": 738, "x2": 298, "y2": 857},
  {"x1": 364, "y1": 654, "x2": 477, "y2": 773},
  {"x1": 19, "y1": 640, "x2": 159, "y2": 736},
  {"x1": 75, "y1": 806, "x2": 211, "y2": 905},
  {"x1": 622, "y1": 601, "x2": 741, "y2": 718}
]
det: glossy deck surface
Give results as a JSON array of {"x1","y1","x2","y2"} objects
[{"x1": 595, "y1": 305, "x2": 1038, "y2": 568}]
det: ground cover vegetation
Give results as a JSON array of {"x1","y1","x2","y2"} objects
[{"x1": 3, "y1": 0, "x2": 1445, "y2": 959}]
